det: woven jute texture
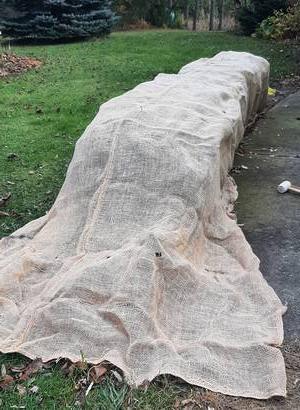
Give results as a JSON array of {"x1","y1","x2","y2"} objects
[{"x1": 0, "y1": 52, "x2": 286, "y2": 398}]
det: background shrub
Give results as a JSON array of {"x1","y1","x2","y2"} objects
[
  {"x1": 257, "y1": 1, "x2": 300, "y2": 40},
  {"x1": 237, "y1": 0, "x2": 288, "y2": 35}
]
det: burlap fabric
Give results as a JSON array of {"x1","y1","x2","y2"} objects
[{"x1": 0, "y1": 52, "x2": 286, "y2": 398}]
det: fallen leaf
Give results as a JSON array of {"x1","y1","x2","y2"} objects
[
  {"x1": 140, "y1": 380, "x2": 150, "y2": 392},
  {"x1": 29, "y1": 385, "x2": 39, "y2": 394},
  {"x1": 0, "y1": 192, "x2": 11, "y2": 207},
  {"x1": 11, "y1": 365, "x2": 26, "y2": 373},
  {"x1": 231, "y1": 166, "x2": 241, "y2": 174},
  {"x1": 19, "y1": 358, "x2": 43, "y2": 381},
  {"x1": 74, "y1": 360, "x2": 88, "y2": 371},
  {"x1": 268, "y1": 87, "x2": 277, "y2": 96},
  {"x1": 180, "y1": 398, "x2": 201, "y2": 409},
  {"x1": 16, "y1": 384, "x2": 27, "y2": 396},
  {"x1": 75, "y1": 377, "x2": 87, "y2": 391},
  {"x1": 174, "y1": 399, "x2": 181, "y2": 409},
  {"x1": 0, "y1": 374, "x2": 14, "y2": 389},
  {"x1": 61, "y1": 361, "x2": 76, "y2": 377},
  {"x1": 89, "y1": 364, "x2": 107, "y2": 383},
  {"x1": 7, "y1": 153, "x2": 19, "y2": 161},
  {"x1": 0, "y1": 53, "x2": 41, "y2": 78},
  {"x1": 1, "y1": 364, "x2": 6, "y2": 377},
  {"x1": 0, "y1": 211, "x2": 10, "y2": 217}
]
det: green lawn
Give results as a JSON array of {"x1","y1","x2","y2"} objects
[
  {"x1": 0, "y1": 30, "x2": 299, "y2": 237},
  {"x1": 0, "y1": 30, "x2": 299, "y2": 408},
  {"x1": 0, "y1": 353, "x2": 183, "y2": 409}
]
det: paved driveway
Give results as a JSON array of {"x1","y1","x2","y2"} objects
[{"x1": 234, "y1": 92, "x2": 300, "y2": 339}]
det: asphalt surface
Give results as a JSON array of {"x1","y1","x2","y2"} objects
[{"x1": 234, "y1": 92, "x2": 300, "y2": 339}]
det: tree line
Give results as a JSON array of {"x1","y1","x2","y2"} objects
[
  {"x1": 115, "y1": 0, "x2": 292, "y2": 33},
  {"x1": 114, "y1": 0, "x2": 236, "y2": 31},
  {"x1": 0, "y1": 0, "x2": 293, "y2": 40}
]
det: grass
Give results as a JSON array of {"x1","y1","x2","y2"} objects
[
  {"x1": 0, "y1": 30, "x2": 299, "y2": 237},
  {"x1": 0, "y1": 353, "x2": 184, "y2": 409},
  {"x1": 1, "y1": 377, "x2": 181, "y2": 410},
  {"x1": 0, "y1": 30, "x2": 299, "y2": 408}
]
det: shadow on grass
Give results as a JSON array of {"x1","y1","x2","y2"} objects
[{"x1": 0, "y1": 35, "x2": 109, "y2": 48}]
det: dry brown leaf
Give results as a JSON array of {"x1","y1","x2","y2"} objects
[
  {"x1": 75, "y1": 377, "x2": 88, "y2": 391},
  {"x1": 16, "y1": 384, "x2": 27, "y2": 396},
  {"x1": 174, "y1": 398, "x2": 181, "y2": 409},
  {"x1": 140, "y1": 380, "x2": 150, "y2": 392},
  {"x1": 89, "y1": 364, "x2": 107, "y2": 383},
  {"x1": 7, "y1": 153, "x2": 19, "y2": 161},
  {"x1": 180, "y1": 399, "x2": 202, "y2": 409},
  {"x1": 0, "y1": 53, "x2": 41, "y2": 78},
  {"x1": 61, "y1": 361, "x2": 76, "y2": 377},
  {"x1": 11, "y1": 365, "x2": 26, "y2": 373},
  {"x1": 74, "y1": 360, "x2": 88, "y2": 371},
  {"x1": 0, "y1": 374, "x2": 14, "y2": 389},
  {"x1": 0, "y1": 192, "x2": 11, "y2": 207},
  {"x1": 1, "y1": 364, "x2": 6, "y2": 378},
  {"x1": 19, "y1": 358, "x2": 43, "y2": 381},
  {"x1": 0, "y1": 211, "x2": 10, "y2": 217}
]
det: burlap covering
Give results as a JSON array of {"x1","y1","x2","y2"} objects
[{"x1": 0, "y1": 52, "x2": 286, "y2": 398}]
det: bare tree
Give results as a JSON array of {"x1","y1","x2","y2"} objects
[
  {"x1": 234, "y1": 0, "x2": 242, "y2": 28},
  {"x1": 184, "y1": 0, "x2": 189, "y2": 28},
  {"x1": 234, "y1": 0, "x2": 242, "y2": 10},
  {"x1": 192, "y1": 0, "x2": 199, "y2": 31},
  {"x1": 209, "y1": 0, "x2": 214, "y2": 31},
  {"x1": 217, "y1": 0, "x2": 223, "y2": 30}
]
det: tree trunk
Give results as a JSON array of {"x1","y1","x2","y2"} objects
[
  {"x1": 184, "y1": 1, "x2": 189, "y2": 29},
  {"x1": 209, "y1": 0, "x2": 214, "y2": 31},
  {"x1": 234, "y1": 0, "x2": 242, "y2": 10},
  {"x1": 217, "y1": 0, "x2": 223, "y2": 31},
  {"x1": 192, "y1": 0, "x2": 199, "y2": 31},
  {"x1": 234, "y1": 0, "x2": 242, "y2": 29}
]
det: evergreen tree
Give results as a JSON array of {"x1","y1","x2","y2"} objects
[
  {"x1": 0, "y1": 0, "x2": 116, "y2": 39},
  {"x1": 0, "y1": 0, "x2": 42, "y2": 38}
]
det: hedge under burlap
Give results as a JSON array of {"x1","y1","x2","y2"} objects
[{"x1": 0, "y1": 52, "x2": 286, "y2": 399}]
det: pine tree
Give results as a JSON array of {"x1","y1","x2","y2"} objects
[
  {"x1": 0, "y1": 0, "x2": 116, "y2": 40},
  {"x1": 0, "y1": 0, "x2": 42, "y2": 38}
]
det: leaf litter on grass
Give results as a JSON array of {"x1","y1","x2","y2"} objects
[{"x1": 0, "y1": 53, "x2": 41, "y2": 77}]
